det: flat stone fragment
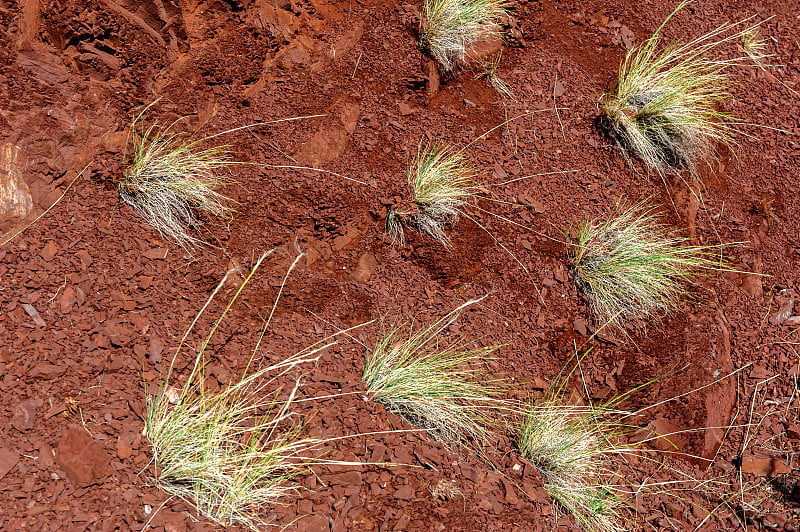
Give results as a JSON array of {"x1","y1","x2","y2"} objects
[
  {"x1": 55, "y1": 428, "x2": 113, "y2": 488},
  {"x1": 11, "y1": 399, "x2": 39, "y2": 431},
  {"x1": 0, "y1": 449, "x2": 19, "y2": 480}
]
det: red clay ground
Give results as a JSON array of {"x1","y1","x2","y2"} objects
[{"x1": 1, "y1": 0, "x2": 799, "y2": 530}]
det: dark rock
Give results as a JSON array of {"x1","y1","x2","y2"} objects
[
  {"x1": 350, "y1": 252, "x2": 378, "y2": 283},
  {"x1": 29, "y1": 363, "x2": 66, "y2": 379},
  {"x1": 394, "y1": 484, "x2": 414, "y2": 500},
  {"x1": 460, "y1": 463, "x2": 479, "y2": 483},
  {"x1": 302, "y1": 514, "x2": 330, "y2": 532},
  {"x1": 326, "y1": 471, "x2": 362, "y2": 486}
]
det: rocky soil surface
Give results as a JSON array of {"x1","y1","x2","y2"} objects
[{"x1": 1, "y1": 0, "x2": 798, "y2": 530}]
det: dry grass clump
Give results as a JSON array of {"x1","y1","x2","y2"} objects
[
  {"x1": 119, "y1": 111, "x2": 236, "y2": 248},
  {"x1": 429, "y1": 478, "x2": 463, "y2": 500},
  {"x1": 145, "y1": 355, "x2": 320, "y2": 529},
  {"x1": 519, "y1": 398, "x2": 628, "y2": 532},
  {"x1": 597, "y1": 1, "x2": 761, "y2": 175},
  {"x1": 570, "y1": 199, "x2": 724, "y2": 332},
  {"x1": 362, "y1": 298, "x2": 503, "y2": 450},
  {"x1": 420, "y1": 0, "x2": 510, "y2": 75},
  {"x1": 517, "y1": 359, "x2": 641, "y2": 532},
  {"x1": 518, "y1": 363, "x2": 778, "y2": 531},
  {"x1": 144, "y1": 251, "x2": 330, "y2": 529},
  {"x1": 387, "y1": 139, "x2": 477, "y2": 247}
]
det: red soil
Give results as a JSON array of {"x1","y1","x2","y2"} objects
[{"x1": 1, "y1": 0, "x2": 799, "y2": 530}]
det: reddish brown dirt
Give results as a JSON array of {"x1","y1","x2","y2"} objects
[{"x1": 1, "y1": 0, "x2": 799, "y2": 530}]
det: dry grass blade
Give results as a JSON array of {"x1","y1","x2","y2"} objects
[
  {"x1": 362, "y1": 298, "x2": 504, "y2": 451},
  {"x1": 119, "y1": 110, "x2": 237, "y2": 249},
  {"x1": 387, "y1": 139, "x2": 477, "y2": 247},
  {"x1": 476, "y1": 52, "x2": 514, "y2": 98},
  {"x1": 570, "y1": 199, "x2": 727, "y2": 332},
  {"x1": 741, "y1": 26, "x2": 772, "y2": 67},
  {"x1": 597, "y1": 0, "x2": 763, "y2": 175},
  {"x1": 420, "y1": 0, "x2": 510, "y2": 75},
  {"x1": 144, "y1": 250, "x2": 329, "y2": 529}
]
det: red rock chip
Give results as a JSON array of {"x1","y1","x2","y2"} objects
[{"x1": 55, "y1": 428, "x2": 114, "y2": 488}]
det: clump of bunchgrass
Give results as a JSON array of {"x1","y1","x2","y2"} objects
[
  {"x1": 119, "y1": 109, "x2": 237, "y2": 248},
  {"x1": 362, "y1": 298, "x2": 504, "y2": 450},
  {"x1": 145, "y1": 356, "x2": 321, "y2": 529},
  {"x1": 520, "y1": 401, "x2": 610, "y2": 487},
  {"x1": 519, "y1": 360, "x2": 776, "y2": 531},
  {"x1": 570, "y1": 199, "x2": 724, "y2": 332},
  {"x1": 519, "y1": 400, "x2": 628, "y2": 532},
  {"x1": 420, "y1": 0, "x2": 510, "y2": 75},
  {"x1": 387, "y1": 139, "x2": 477, "y2": 247},
  {"x1": 597, "y1": 1, "x2": 762, "y2": 175},
  {"x1": 144, "y1": 251, "x2": 331, "y2": 529},
  {"x1": 546, "y1": 481, "x2": 627, "y2": 532},
  {"x1": 518, "y1": 357, "x2": 637, "y2": 532}
]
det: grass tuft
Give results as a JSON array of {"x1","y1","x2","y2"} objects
[
  {"x1": 144, "y1": 251, "x2": 328, "y2": 529},
  {"x1": 518, "y1": 360, "x2": 634, "y2": 532},
  {"x1": 387, "y1": 139, "x2": 477, "y2": 247},
  {"x1": 519, "y1": 401, "x2": 628, "y2": 532},
  {"x1": 520, "y1": 402, "x2": 609, "y2": 486},
  {"x1": 546, "y1": 481, "x2": 627, "y2": 532},
  {"x1": 597, "y1": 1, "x2": 761, "y2": 175},
  {"x1": 420, "y1": 0, "x2": 510, "y2": 75},
  {"x1": 145, "y1": 357, "x2": 319, "y2": 529},
  {"x1": 119, "y1": 110, "x2": 236, "y2": 248},
  {"x1": 570, "y1": 199, "x2": 725, "y2": 332},
  {"x1": 362, "y1": 298, "x2": 503, "y2": 450}
]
